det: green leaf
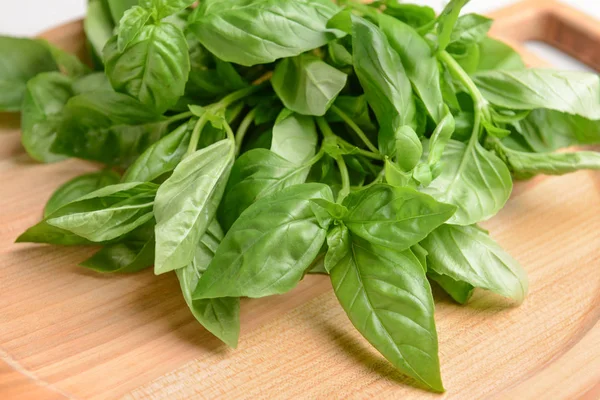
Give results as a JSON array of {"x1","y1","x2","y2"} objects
[
  {"x1": 449, "y1": 14, "x2": 492, "y2": 47},
  {"x1": 272, "y1": 54, "x2": 347, "y2": 116},
  {"x1": 379, "y1": 15, "x2": 444, "y2": 123},
  {"x1": 194, "y1": 183, "x2": 333, "y2": 299},
  {"x1": 140, "y1": 0, "x2": 195, "y2": 19},
  {"x1": 44, "y1": 170, "x2": 121, "y2": 217},
  {"x1": 327, "y1": 95, "x2": 377, "y2": 133},
  {"x1": 473, "y1": 69, "x2": 600, "y2": 120},
  {"x1": 436, "y1": 0, "x2": 470, "y2": 52},
  {"x1": 46, "y1": 44, "x2": 90, "y2": 78},
  {"x1": 324, "y1": 223, "x2": 349, "y2": 273},
  {"x1": 476, "y1": 37, "x2": 525, "y2": 71},
  {"x1": 107, "y1": 0, "x2": 139, "y2": 24},
  {"x1": 427, "y1": 270, "x2": 474, "y2": 305},
  {"x1": 85, "y1": 0, "x2": 115, "y2": 61},
  {"x1": 218, "y1": 149, "x2": 311, "y2": 231},
  {"x1": 428, "y1": 107, "x2": 456, "y2": 166},
  {"x1": 21, "y1": 72, "x2": 73, "y2": 162},
  {"x1": 154, "y1": 139, "x2": 234, "y2": 274},
  {"x1": 349, "y1": 15, "x2": 416, "y2": 156},
  {"x1": 380, "y1": 2, "x2": 436, "y2": 29},
  {"x1": 271, "y1": 109, "x2": 318, "y2": 165},
  {"x1": 327, "y1": 40, "x2": 353, "y2": 67},
  {"x1": 46, "y1": 182, "x2": 158, "y2": 242},
  {"x1": 384, "y1": 158, "x2": 412, "y2": 187},
  {"x1": 0, "y1": 36, "x2": 58, "y2": 111},
  {"x1": 329, "y1": 233, "x2": 443, "y2": 392},
  {"x1": 342, "y1": 184, "x2": 455, "y2": 250},
  {"x1": 116, "y1": 6, "x2": 152, "y2": 52},
  {"x1": 72, "y1": 72, "x2": 113, "y2": 93},
  {"x1": 81, "y1": 238, "x2": 155, "y2": 273},
  {"x1": 422, "y1": 139, "x2": 512, "y2": 225},
  {"x1": 104, "y1": 23, "x2": 190, "y2": 114},
  {"x1": 176, "y1": 221, "x2": 240, "y2": 348},
  {"x1": 188, "y1": 0, "x2": 343, "y2": 66},
  {"x1": 122, "y1": 122, "x2": 191, "y2": 183},
  {"x1": 421, "y1": 224, "x2": 528, "y2": 302},
  {"x1": 395, "y1": 125, "x2": 422, "y2": 172}
]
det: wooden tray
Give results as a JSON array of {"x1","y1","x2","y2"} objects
[{"x1": 1, "y1": 0, "x2": 599, "y2": 398}]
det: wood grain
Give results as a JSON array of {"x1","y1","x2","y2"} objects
[{"x1": 1, "y1": 1, "x2": 599, "y2": 399}]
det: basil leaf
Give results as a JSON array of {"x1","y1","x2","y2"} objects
[
  {"x1": 176, "y1": 221, "x2": 240, "y2": 348},
  {"x1": 46, "y1": 44, "x2": 90, "y2": 78},
  {"x1": 188, "y1": 0, "x2": 342, "y2": 66},
  {"x1": 473, "y1": 69, "x2": 600, "y2": 120},
  {"x1": 436, "y1": 0, "x2": 469, "y2": 52},
  {"x1": 140, "y1": 0, "x2": 195, "y2": 19},
  {"x1": 427, "y1": 270, "x2": 474, "y2": 305},
  {"x1": 324, "y1": 223, "x2": 349, "y2": 273},
  {"x1": 422, "y1": 139, "x2": 512, "y2": 225},
  {"x1": 428, "y1": 107, "x2": 456, "y2": 166},
  {"x1": 122, "y1": 122, "x2": 191, "y2": 183},
  {"x1": 107, "y1": 0, "x2": 139, "y2": 24},
  {"x1": 154, "y1": 139, "x2": 235, "y2": 274},
  {"x1": 44, "y1": 170, "x2": 121, "y2": 217},
  {"x1": 0, "y1": 36, "x2": 57, "y2": 111},
  {"x1": 348, "y1": 14, "x2": 416, "y2": 156},
  {"x1": 104, "y1": 23, "x2": 190, "y2": 114},
  {"x1": 449, "y1": 14, "x2": 492, "y2": 47},
  {"x1": 421, "y1": 224, "x2": 528, "y2": 302},
  {"x1": 193, "y1": 183, "x2": 333, "y2": 299},
  {"x1": 21, "y1": 72, "x2": 73, "y2": 162},
  {"x1": 116, "y1": 6, "x2": 152, "y2": 52},
  {"x1": 476, "y1": 37, "x2": 525, "y2": 71},
  {"x1": 379, "y1": 15, "x2": 444, "y2": 123},
  {"x1": 46, "y1": 182, "x2": 158, "y2": 242},
  {"x1": 72, "y1": 72, "x2": 113, "y2": 93},
  {"x1": 342, "y1": 184, "x2": 456, "y2": 250},
  {"x1": 271, "y1": 109, "x2": 318, "y2": 165},
  {"x1": 329, "y1": 232, "x2": 443, "y2": 392},
  {"x1": 272, "y1": 54, "x2": 347, "y2": 116},
  {"x1": 81, "y1": 238, "x2": 155, "y2": 273},
  {"x1": 218, "y1": 149, "x2": 311, "y2": 231},
  {"x1": 85, "y1": 0, "x2": 115, "y2": 61},
  {"x1": 380, "y1": 2, "x2": 436, "y2": 29}
]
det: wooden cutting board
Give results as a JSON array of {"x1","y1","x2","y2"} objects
[{"x1": 1, "y1": 0, "x2": 599, "y2": 398}]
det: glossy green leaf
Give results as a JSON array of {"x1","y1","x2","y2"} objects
[
  {"x1": 272, "y1": 54, "x2": 347, "y2": 116},
  {"x1": 422, "y1": 139, "x2": 512, "y2": 225},
  {"x1": 104, "y1": 22, "x2": 190, "y2": 114},
  {"x1": 379, "y1": 15, "x2": 443, "y2": 123},
  {"x1": 449, "y1": 14, "x2": 492, "y2": 47},
  {"x1": 395, "y1": 125, "x2": 422, "y2": 172},
  {"x1": 44, "y1": 170, "x2": 121, "y2": 217},
  {"x1": 154, "y1": 139, "x2": 234, "y2": 274},
  {"x1": 473, "y1": 69, "x2": 600, "y2": 120},
  {"x1": 218, "y1": 149, "x2": 311, "y2": 231},
  {"x1": 342, "y1": 184, "x2": 456, "y2": 250},
  {"x1": 421, "y1": 224, "x2": 528, "y2": 302},
  {"x1": 116, "y1": 6, "x2": 152, "y2": 51},
  {"x1": 81, "y1": 238, "x2": 155, "y2": 273},
  {"x1": 194, "y1": 183, "x2": 333, "y2": 299},
  {"x1": 271, "y1": 109, "x2": 318, "y2": 165},
  {"x1": 329, "y1": 233, "x2": 443, "y2": 392},
  {"x1": 324, "y1": 223, "x2": 349, "y2": 273},
  {"x1": 476, "y1": 37, "x2": 525, "y2": 71},
  {"x1": 379, "y1": 2, "x2": 436, "y2": 29},
  {"x1": 428, "y1": 107, "x2": 456, "y2": 166},
  {"x1": 176, "y1": 221, "x2": 240, "y2": 348},
  {"x1": 0, "y1": 36, "x2": 57, "y2": 111},
  {"x1": 140, "y1": 0, "x2": 195, "y2": 19},
  {"x1": 188, "y1": 0, "x2": 342, "y2": 66},
  {"x1": 436, "y1": 0, "x2": 469, "y2": 52},
  {"x1": 427, "y1": 270, "x2": 474, "y2": 305}
]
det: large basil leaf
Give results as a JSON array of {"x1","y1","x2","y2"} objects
[
  {"x1": 436, "y1": 0, "x2": 469, "y2": 52},
  {"x1": 473, "y1": 69, "x2": 600, "y2": 120},
  {"x1": 347, "y1": 14, "x2": 416, "y2": 156},
  {"x1": 329, "y1": 231, "x2": 443, "y2": 392},
  {"x1": 272, "y1": 54, "x2": 347, "y2": 116},
  {"x1": 21, "y1": 72, "x2": 73, "y2": 162},
  {"x1": 421, "y1": 224, "x2": 528, "y2": 302},
  {"x1": 0, "y1": 36, "x2": 58, "y2": 111},
  {"x1": 85, "y1": 0, "x2": 115, "y2": 60},
  {"x1": 379, "y1": 15, "x2": 443, "y2": 123},
  {"x1": 154, "y1": 139, "x2": 234, "y2": 274},
  {"x1": 188, "y1": 0, "x2": 342, "y2": 66},
  {"x1": 476, "y1": 37, "x2": 525, "y2": 71},
  {"x1": 46, "y1": 182, "x2": 157, "y2": 242},
  {"x1": 81, "y1": 238, "x2": 155, "y2": 273},
  {"x1": 427, "y1": 270, "x2": 474, "y2": 305},
  {"x1": 342, "y1": 184, "x2": 456, "y2": 250},
  {"x1": 193, "y1": 183, "x2": 333, "y2": 299},
  {"x1": 422, "y1": 139, "x2": 512, "y2": 225},
  {"x1": 176, "y1": 221, "x2": 240, "y2": 348},
  {"x1": 218, "y1": 149, "x2": 312, "y2": 230},
  {"x1": 104, "y1": 22, "x2": 190, "y2": 114},
  {"x1": 271, "y1": 109, "x2": 318, "y2": 165},
  {"x1": 122, "y1": 122, "x2": 191, "y2": 183},
  {"x1": 44, "y1": 170, "x2": 121, "y2": 217}
]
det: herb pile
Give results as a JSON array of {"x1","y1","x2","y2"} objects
[{"x1": 3, "y1": 0, "x2": 600, "y2": 392}]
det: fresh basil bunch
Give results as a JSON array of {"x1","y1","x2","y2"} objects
[{"x1": 4, "y1": 0, "x2": 600, "y2": 392}]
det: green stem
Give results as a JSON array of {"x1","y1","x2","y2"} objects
[
  {"x1": 215, "y1": 82, "x2": 266, "y2": 110},
  {"x1": 337, "y1": 137, "x2": 384, "y2": 160},
  {"x1": 335, "y1": 155, "x2": 351, "y2": 203},
  {"x1": 185, "y1": 112, "x2": 209, "y2": 158},
  {"x1": 316, "y1": 116, "x2": 335, "y2": 139},
  {"x1": 235, "y1": 108, "x2": 257, "y2": 155},
  {"x1": 167, "y1": 111, "x2": 193, "y2": 124},
  {"x1": 223, "y1": 120, "x2": 236, "y2": 143},
  {"x1": 439, "y1": 51, "x2": 487, "y2": 111},
  {"x1": 330, "y1": 105, "x2": 379, "y2": 154}
]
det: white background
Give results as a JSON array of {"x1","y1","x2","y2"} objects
[{"x1": 0, "y1": 0, "x2": 598, "y2": 71}]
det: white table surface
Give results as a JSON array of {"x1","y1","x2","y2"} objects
[{"x1": 0, "y1": 0, "x2": 597, "y2": 71}]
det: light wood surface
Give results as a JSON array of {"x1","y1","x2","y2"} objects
[{"x1": 1, "y1": 1, "x2": 599, "y2": 398}]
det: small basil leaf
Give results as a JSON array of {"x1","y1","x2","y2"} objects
[
  {"x1": 272, "y1": 54, "x2": 347, "y2": 116},
  {"x1": 395, "y1": 125, "x2": 422, "y2": 172},
  {"x1": 342, "y1": 184, "x2": 456, "y2": 250},
  {"x1": 327, "y1": 40, "x2": 353, "y2": 67},
  {"x1": 116, "y1": 6, "x2": 152, "y2": 52},
  {"x1": 428, "y1": 108, "x2": 456, "y2": 166},
  {"x1": 81, "y1": 238, "x2": 155, "y2": 273},
  {"x1": 194, "y1": 183, "x2": 334, "y2": 299},
  {"x1": 380, "y1": 2, "x2": 436, "y2": 29},
  {"x1": 44, "y1": 170, "x2": 121, "y2": 217},
  {"x1": 271, "y1": 109, "x2": 318, "y2": 165},
  {"x1": 436, "y1": 0, "x2": 469, "y2": 52},
  {"x1": 154, "y1": 139, "x2": 234, "y2": 274},
  {"x1": 421, "y1": 224, "x2": 528, "y2": 303},
  {"x1": 427, "y1": 270, "x2": 475, "y2": 305},
  {"x1": 329, "y1": 233, "x2": 443, "y2": 392},
  {"x1": 449, "y1": 14, "x2": 492, "y2": 47},
  {"x1": 384, "y1": 158, "x2": 412, "y2": 187}
]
